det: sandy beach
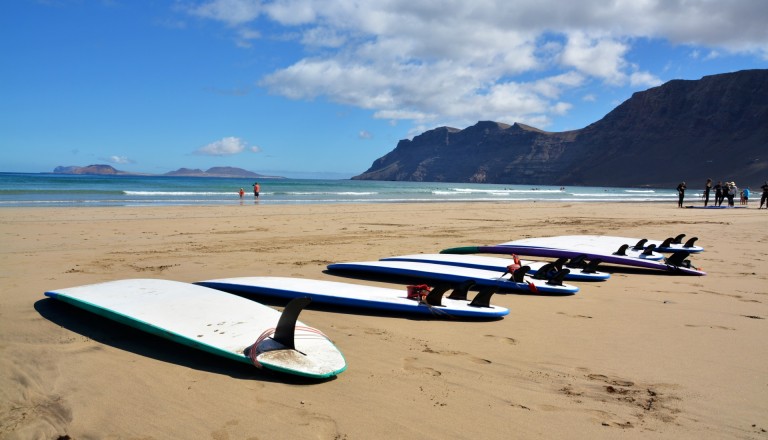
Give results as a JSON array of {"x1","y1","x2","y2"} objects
[{"x1": 1, "y1": 202, "x2": 766, "y2": 439}]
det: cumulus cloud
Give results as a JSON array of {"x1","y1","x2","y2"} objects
[
  {"x1": 194, "y1": 136, "x2": 248, "y2": 156},
  {"x1": 189, "y1": 0, "x2": 768, "y2": 129}
]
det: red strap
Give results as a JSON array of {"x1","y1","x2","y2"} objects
[{"x1": 407, "y1": 284, "x2": 431, "y2": 299}]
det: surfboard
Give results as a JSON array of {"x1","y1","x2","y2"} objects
[
  {"x1": 196, "y1": 277, "x2": 509, "y2": 319},
  {"x1": 499, "y1": 234, "x2": 704, "y2": 254},
  {"x1": 380, "y1": 254, "x2": 610, "y2": 281},
  {"x1": 497, "y1": 235, "x2": 666, "y2": 260},
  {"x1": 326, "y1": 261, "x2": 579, "y2": 295},
  {"x1": 685, "y1": 205, "x2": 746, "y2": 209},
  {"x1": 44, "y1": 279, "x2": 347, "y2": 379},
  {"x1": 440, "y1": 246, "x2": 706, "y2": 276}
]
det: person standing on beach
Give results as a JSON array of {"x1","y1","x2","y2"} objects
[
  {"x1": 760, "y1": 181, "x2": 768, "y2": 209},
  {"x1": 703, "y1": 178, "x2": 712, "y2": 206},
  {"x1": 743, "y1": 187, "x2": 750, "y2": 206},
  {"x1": 726, "y1": 182, "x2": 736, "y2": 207},
  {"x1": 714, "y1": 181, "x2": 724, "y2": 206},
  {"x1": 676, "y1": 181, "x2": 686, "y2": 208},
  {"x1": 253, "y1": 182, "x2": 260, "y2": 199}
]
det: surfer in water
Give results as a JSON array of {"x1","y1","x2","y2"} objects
[{"x1": 676, "y1": 182, "x2": 686, "y2": 208}]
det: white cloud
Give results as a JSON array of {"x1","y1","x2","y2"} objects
[
  {"x1": 629, "y1": 71, "x2": 662, "y2": 88},
  {"x1": 358, "y1": 130, "x2": 372, "y2": 139},
  {"x1": 194, "y1": 137, "x2": 248, "y2": 156},
  {"x1": 559, "y1": 33, "x2": 629, "y2": 85},
  {"x1": 250, "y1": 145, "x2": 262, "y2": 153},
  {"x1": 105, "y1": 155, "x2": 132, "y2": 164},
  {"x1": 189, "y1": 0, "x2": 261, "y2": 26},
  {"x1": 189, "y1": 0, "x2": 768, "y2": 129}
]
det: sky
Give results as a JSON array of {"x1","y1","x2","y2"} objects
[{"x1": 1, "y1": 0, "x2": 767, "y2": 178}]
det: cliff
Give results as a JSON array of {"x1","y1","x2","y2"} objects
[{"x1": 353, "y1": 70, "x2": 768, "y2": 187}]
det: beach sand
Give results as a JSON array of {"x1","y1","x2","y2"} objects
[{"x1": 1, "y1": 202, "x2": 766, "y2": 439}]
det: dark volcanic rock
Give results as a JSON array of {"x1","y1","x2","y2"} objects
[{"x1": 354, "y1": 70, "x2": 768, "y2": 187}]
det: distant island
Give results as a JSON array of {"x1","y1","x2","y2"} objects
[{"x1": 53, "y1": 165, "x2": 284, "y2": 179}]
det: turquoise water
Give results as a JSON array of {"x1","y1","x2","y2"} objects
[{"x1": 0, "y1": 173, "x2": 680, "y2": 207}]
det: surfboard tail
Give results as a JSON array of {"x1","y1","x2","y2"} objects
[
  {"x1": 440, "y1": 246, "x2": 481, "y2": 254},
  {"x1": 246, "y1": 297, "x2": 347, "y2": 378}
]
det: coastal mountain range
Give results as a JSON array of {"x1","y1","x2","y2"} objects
[
  {"x1": 53, "y1": 165, "x2": 283, "y2": 179},
  {"x1": 353, "y1": 69, "x2": 768, "y2": 187}
]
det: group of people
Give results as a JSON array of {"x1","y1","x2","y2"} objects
[
  {"x1": 680, "y1": 178, "x2": 768, "y2": 208},
  {"x1": 238, "y1": 182, "x2": 260, "y2": 199},
  {"x1": 703, "y1": 179, "x2": 741, "y2": 207}
]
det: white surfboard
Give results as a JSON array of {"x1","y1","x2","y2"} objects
[
  {"x1": 506, "y1": 234, "x2": 703, "y2": 254},
  {"x1": 497, "y1": 235, "x2": 666, "y2": 260},
  {"x1": 44, "y1": 279, "x2": 347, "y2": 379},
  {"x1": 197, "y1": 277, "x2": 509, "y2": 319},
  {"x1": 327, "y1": 261, "x2": 579, "y2": 295},
  {"x1": 381, "y1": 254, "x2": 610, "y2": 281}
]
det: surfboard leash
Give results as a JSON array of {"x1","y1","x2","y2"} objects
[{"x1": 247, "y1": 326, "x2": 331, "y2": 368}]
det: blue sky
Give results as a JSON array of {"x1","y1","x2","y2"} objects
[{"x1": 2, "y1": 1, "x2": 766, "y2": 178}]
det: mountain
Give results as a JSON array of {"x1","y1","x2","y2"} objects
[
  {"x1": 53, "y1": 165, "x2": 283, "y2": 179},
  {"x1": 163, "y1": 167, "x2": 282, "y2": 178},
  {"x1": 353, "y1": 70, "x2": 768, "y2": 187}
]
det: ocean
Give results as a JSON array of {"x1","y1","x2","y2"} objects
[{"x1": 0, "y1": 173, "x2": 682, "y2": 207}]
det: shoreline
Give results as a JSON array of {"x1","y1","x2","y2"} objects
[{"x1": 1, "y1": 202, "x2": 765, "y2": 439}]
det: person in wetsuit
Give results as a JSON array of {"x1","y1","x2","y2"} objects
[
  {"x1": 703, "y1": 178, "x2": 712, "y2": 207},
  {"x1": 676, "y1": 182, "x2": 687, "y2": 208}
]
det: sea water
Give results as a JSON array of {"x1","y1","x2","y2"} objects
[{"x1": 0, "y1": 173, "x2": 682, "y2": 207}]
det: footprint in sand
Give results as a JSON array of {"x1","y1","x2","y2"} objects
[
  {"x1": 557, "y1": 312, "x2": 593, "y2": 319},
  {"x1": 402, "y1": 357, "x2": 442, "y2": 376},
  {"x1": 685, "y1": 324, "x2": 736, "y2": 330},
  {"x1": 483, "y1": 334, "x2": 518, "y2": 345}
]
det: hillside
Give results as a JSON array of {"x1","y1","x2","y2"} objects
[{"x1": 353, "y1": 70, "x2": 768, "y2": 187}]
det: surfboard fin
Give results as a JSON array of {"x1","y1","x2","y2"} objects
[
  {"x1": 641, "y1": 244, "x2": 657, "y2": 256},
  {"x1": 632, "y1": 238, "x2": 648, "y2": 250},
  {"x1": 531, "y1": 262, "x2": 559, "y2": 280},
  {"x1": 425, "y1": 284, "x2": 449, "y2": 307},
  {"x1": 545, "y1": 268, "x2": 570, "y2": 286},
  {"x1": 511, "y1": 265, "x2": 530, "y2": 282},
  {"x1": 665, "y1": 251, "x2": 692, "y2": 268},
  {"x1": 672, "y1": 234, "x2": 686, "y2": 244},
  {"x1": 553, "y1": 257, "x2": 568, "y2": 270},
  {"x1": 565, "y1": 254, "x2": 588, "y2": 269},
  {"x1": 683, "y1": 237, "x2": 698, "y2": 248},
  {"x1": 469, "y1": 287, "x2": 497, "y2": 308},
  {"x1": 613, "y1": 244, "x2": 629, "y2": 256},
  {"x1": 659, "y1": 237, "x2": 674, "y2": 248},
  {"x1": 582, "y1": 258, "x2": 602, "y2": 274},
  {"x1": 272, "y1": 297, "x2": 312, "y2": 350},
  {"x1": 447, "y1": 280, "x2": 476, "y2": 301}
]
